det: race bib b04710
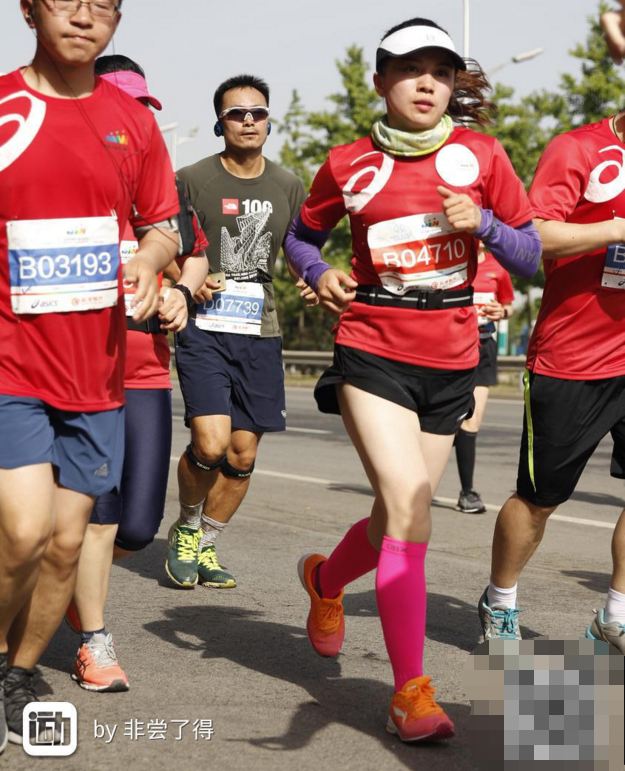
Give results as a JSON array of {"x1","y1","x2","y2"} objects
[
  {"x1": 367, "y1": 211, "x2": 471, "y2": 295},
  {"x1": 8, "y1": 216, "x2": 120, "y2": 314}
]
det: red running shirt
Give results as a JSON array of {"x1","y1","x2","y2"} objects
[
  {"x1": 301, "y1": 129, "x2": 533, "y2": 369},
  {"x1": 0, "y1": 70, "x2": 179, "y2": 410},
  {"x1": 473, "y1": 252, "x2": 515, "y2": 327},
  {"x1": 528, "y1": 118, "x2": 625, "y2": 379}
]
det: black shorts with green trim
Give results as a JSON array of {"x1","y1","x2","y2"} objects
[{"x1": 516, "y1": 372, "x2": 625, "y2": 507}]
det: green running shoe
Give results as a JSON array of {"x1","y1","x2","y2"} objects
[
  {"x1": 165, "y1": 520, "x2": 201, "y2": 588},
  {"x1": 198, "y1": 544, "x2": 236, "y2": 588}
]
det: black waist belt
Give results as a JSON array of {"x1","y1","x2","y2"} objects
[
  {"x1": 126, "y1": 316, "x2": 166, "y2": 335},
  {"x1": 355, "y1": 285, "x2": 474, "y2": 311}
]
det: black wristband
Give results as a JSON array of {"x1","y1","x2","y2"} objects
[
  {"x1": 503, "y1": 308, "x2": 509, "y2": 320},
  {"x1": 172, "y1": 284, "x2": 194, "y2": 309}
]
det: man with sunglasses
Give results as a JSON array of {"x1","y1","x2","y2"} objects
[
  {"x1": 0, "y1": 0, "x2": 179, "y2": 749},
  {"x1": 169, "y1": 75, "x2": 307, "y2": 589}
]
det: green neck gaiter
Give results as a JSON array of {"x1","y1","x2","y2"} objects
[{"x1": 371, "y1": 114, "x2": 453, "y2": 157}]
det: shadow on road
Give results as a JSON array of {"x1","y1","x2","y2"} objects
[
  {"x1": 143, "y1": 605, "x2": 475, "y2": 770},
  {"x1": 343, "y1": 590, "x2": 545, "y2": 652},
  {"x1": 560, "y1": 569, "x2": 612, "y2": 594}
]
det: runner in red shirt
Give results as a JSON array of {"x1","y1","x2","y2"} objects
[
  {"x1": 455, "y1": 244, "x2": 514, "y2": 513},
  {"x1": 285, "y1": 17, "x2": 540, "y2": 743},
  {"x1": 65, "y1": 55, "x2": 209, "y2": 694},
  {"x1": 479, "y1": 115, "x2": 625, "y2": 654},
  {"x1": 0, "y1": 1, "x2": 179, "y2": 749}
]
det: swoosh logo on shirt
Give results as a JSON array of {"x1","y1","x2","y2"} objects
[
  {"x1": 0, "y1": 91, "x2": 47, "y2": 174},
  {"x1": 584, "y1": 145, "x2": 625, "y2": 203}
]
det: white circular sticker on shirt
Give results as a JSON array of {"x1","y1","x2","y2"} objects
[{"x1": 435, "y1": 144, "x2": 480, "y2": 187}]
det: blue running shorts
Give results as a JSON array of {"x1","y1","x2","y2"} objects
[
  {"x1": 175, "y1": 324, "x2": 286, "y2": 433},
  {"x1": 0, "y1": 394, "x2": 124, "y2": 497}
]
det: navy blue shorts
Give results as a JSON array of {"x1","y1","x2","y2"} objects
[
  {"x1": 175, "y1": 323, "x2": 286, "y2": 433},
  {"x1": 90, "y1": 389, "x2": 172, "y2": 552},
  {"x1": 0, "y1": 394, "x2": 124, "y2": 497}
]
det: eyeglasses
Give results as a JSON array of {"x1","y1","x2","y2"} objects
[
  {"x1": 45, "y1": 0, "x2": 120, "y2": 18},
  {"x1": 218, "y1": 106, "x2": 270, "y2": 123}
]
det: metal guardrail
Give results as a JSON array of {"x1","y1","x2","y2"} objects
[{"x1": 283, "y1": 350, "x2": 527, "y2": 371}]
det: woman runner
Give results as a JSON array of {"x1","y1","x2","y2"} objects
[{"x1": 285, "y1": 17, "x2": 541, "y2": 743}]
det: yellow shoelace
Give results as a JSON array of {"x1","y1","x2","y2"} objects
[{"x1": 176, "y1": 531, "x2": 199, "y2": 562}]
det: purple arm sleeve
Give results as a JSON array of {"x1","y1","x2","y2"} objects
[
  {"x1": 475, "y1": 210, "x2": 542, "y2": 279},
  {"x1": 284, "y1": 215, "x2": 332, "y2": 291}
]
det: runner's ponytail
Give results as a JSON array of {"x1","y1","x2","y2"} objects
[{"x1": 447, "y1": 59, "x2": 495, "y2": 127}]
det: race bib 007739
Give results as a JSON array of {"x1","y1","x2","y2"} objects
[
  {"x1": 367, "y1": 211, "x2": 471, "y2": 295},
  {"x1": 8, "y1": 216, "x2": 120, "y2": 314}
]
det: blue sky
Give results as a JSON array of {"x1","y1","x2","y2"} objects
[{"x1": 3, "y1": 1, "x2": 605, "y2": 169}]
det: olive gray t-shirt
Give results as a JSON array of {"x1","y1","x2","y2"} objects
[{"x1": 178, "y1": 154, "x2": 306, "y2": 337}]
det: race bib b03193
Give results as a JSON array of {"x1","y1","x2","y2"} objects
[
  {"x1": 8, "y1": 216, "x2": 120, "y2": 314},
  {"x1": 367, "y1": 212, "x2": 471, "y2": 295},
  {"x1": 195, "y1": 280, "x2": 264, "y2": 336}
]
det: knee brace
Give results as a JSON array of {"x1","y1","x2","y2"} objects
[
  {"x1": 221, "y1": 457, "x2": 255, "y2": 479},
  {"x1": 186, "y1": 444, "x2": 226, "y2": 473}
]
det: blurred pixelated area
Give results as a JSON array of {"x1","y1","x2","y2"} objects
[{"x1": 464, "y1": 636, "x2": 624, "y2": 770}]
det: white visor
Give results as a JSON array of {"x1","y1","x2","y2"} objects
[{"x1": 376, "y1": 26, "x2": 466, "y2": 72}]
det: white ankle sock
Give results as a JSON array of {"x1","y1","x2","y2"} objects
[
  {"x1": 605, "y1": 587, "x2": 625, "y2": 625},
  {"x1": 487, "y1": 582, "x2": 518, "y2": 609},
  {"x1": 199, "y1": 514, "x2": 226, "y2": 549},
  {"x1": 179, "y1": 499, "x2": 203, "y2": 528}
]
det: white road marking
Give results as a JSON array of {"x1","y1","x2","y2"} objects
[{"x1": 169, "y1": 456, "x2": 617, "y2": 531}]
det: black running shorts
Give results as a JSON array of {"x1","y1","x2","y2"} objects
[
  {"x1": 476, "y1": 336, "x2": 498, "y2": 388},
  {"x1": 314, "y1": 344, "x2": 476, "y2": 436},
  {"x1": 516, "y1": 372, "x2": 625, "y2": 507}
]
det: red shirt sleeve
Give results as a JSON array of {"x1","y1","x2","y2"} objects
[
  {"x1": 497, "y1": 268, "x2": 515, "y2": 305},
  {"x1": 300, "y1": 153, "x2": 347, "y2": 231},
  {"x1": 130, "y1": 115, "x2": 179, "y2": 228},
  {"x1": 483, "y1": 139, "x2": 535, "y2": 228},
  {"x1": 529, "y1": 134, "x2": 590, "y2": 222}
]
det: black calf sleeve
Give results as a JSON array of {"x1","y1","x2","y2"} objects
[{"x1": 455, "y1": 429, "x2": 478, "y2": 492}]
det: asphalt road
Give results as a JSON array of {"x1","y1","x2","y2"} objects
[{"x1": 6, "y1": 386, "x2": 623, "y2": 771}]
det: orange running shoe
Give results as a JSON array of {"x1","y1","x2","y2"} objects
[
  {"x1": 387, "y1": 676, "x2": 455, "y2": 742},
  {"x1": 297, "y1": 553, "x2": 345, "y2": 657},
  {"x1": 72, "y1": 633, "x2": 129, "y2": 692},
  {"x1": 65, "y1": 600, "x2": 81, "y2": 634}
]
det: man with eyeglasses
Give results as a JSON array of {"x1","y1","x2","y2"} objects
[
  {"x1": 0, "y1": 0, "x2": 179, "y2": 750},
  {"x1": 168, "y1": 75, "x2": 308, "y2": 590}
]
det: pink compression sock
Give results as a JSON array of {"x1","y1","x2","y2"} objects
[
  {"x1": 318, "y1": 518, "x2": 380, "y2": 599},
  {"x1": 376, "y1": 536, "x2": 428, "y2": 692}
]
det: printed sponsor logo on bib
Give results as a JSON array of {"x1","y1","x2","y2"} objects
[
  {"x1": 195, "y1": 279, "x2": 264, "y2": 336},
  {"x1": 435, "y1": 144, "x2": 480, "y2": 187},
  {"x1": 8, "y1": 216, "x2": 120, "y2": 314},
  {"x1": 474, "y1": 291, "x2": 496, "y2": 325},
  {"x1": 367, "y1": 211, "x2": 471, "y2": 295}
]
